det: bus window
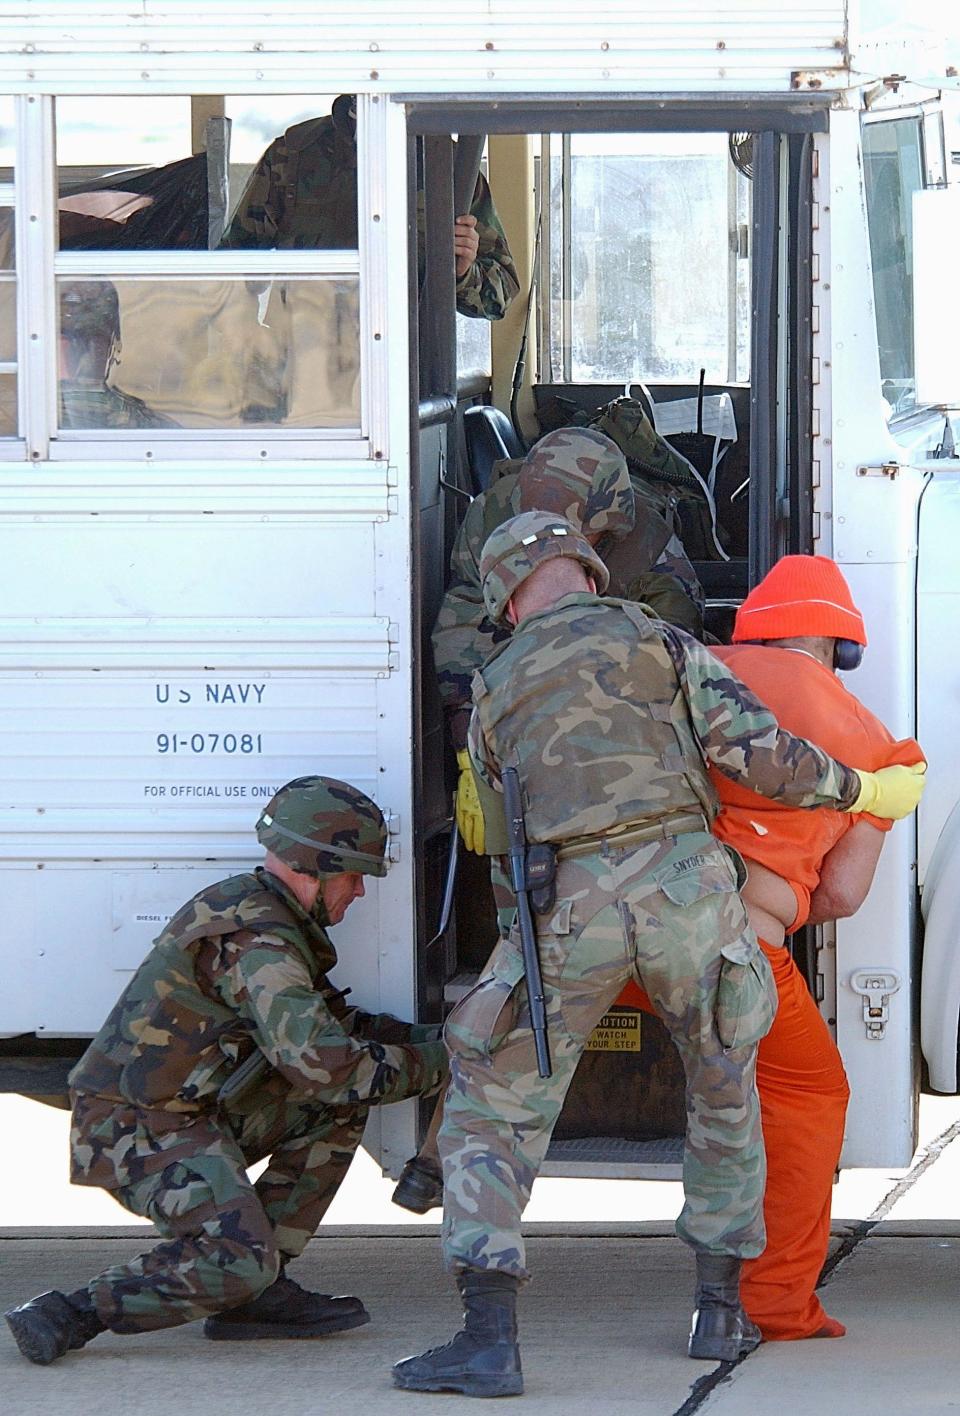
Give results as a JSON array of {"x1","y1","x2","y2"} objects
[
  {"x1": 55, "y1": 95, "x2": 348, "y2": 252},
  {"x1": 56, "y1": 277, "x2": 360, "y2": 431},
  {"x1": 457, "y1": 314, "x2": 491, "y2": 382},
  {"x1": 56, "y1": 96, "x2": 199, "y2": 249},
  {"x1": 544, "y1": 132, "x2": 751, "y2": 385},
  {"x1": 53, "y1": 95, "x2": 364, "y2": 436},
  {"x1": 863, "y1": 116, "x2": 924, "y2": 418}
]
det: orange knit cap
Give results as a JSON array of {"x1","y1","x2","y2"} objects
[{"x1": 733, "y1": 554, "x2": 867, "y2": 645}]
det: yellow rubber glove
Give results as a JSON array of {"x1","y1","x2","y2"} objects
[
  {"x1": 456, "y1": 749, "x2": 486, "y2": 855},
  {"x1": 847, "y1": 762, "x2": 927, "y2": 820}
]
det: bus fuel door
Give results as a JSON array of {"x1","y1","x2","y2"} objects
[{"x1": 849, "y1": 969, "x2": 901, "y2": 1041}]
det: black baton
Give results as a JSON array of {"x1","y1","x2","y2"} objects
[
  {"x1": 453, "y1": 134, "x2": 486, "y2": 217},
  {"x1": 502, "y1": 765, "x2": 552, "y2": 1078}
]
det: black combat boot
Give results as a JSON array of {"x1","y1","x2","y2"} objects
[
  {"x1": 5, "y1": 1288, "x2": 106, "y2": 1365},
  {"x1": 391, "y1": 1155, "x2": 444, "y2": 1214},
  {"x1": 392, "y1": 1270, "x2": 523, "y2": 1398},
  {"x1": 687, "y1": 1253, "x2": 762, "y2": 1362},
  {"x1": 203, "y1": 1269, "x2": 370, "y2": 1340}
]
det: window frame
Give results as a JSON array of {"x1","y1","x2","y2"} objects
[
  {"x1": 538, "y1": 128, "x2": 753, "y2": 388},
  {"x1": 11, "y1": 91, "x2": 394, "y2": 463},
  {"x1": 861, "y1": 102, "x2": 944, "y2": 427}
]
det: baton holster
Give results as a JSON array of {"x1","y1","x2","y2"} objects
[
  {"x1": 217, "y1": 1050, "x2": 270, "y2": 1108},
  {"x1": 525, "y1": 844, "x2": 557, "y2": 916}
]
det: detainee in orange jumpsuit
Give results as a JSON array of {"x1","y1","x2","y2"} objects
[{"x1": 621, "y1": 554, "x2": 925, "y2": 1341}]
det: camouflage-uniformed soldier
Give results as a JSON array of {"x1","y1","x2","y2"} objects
[
  {"x1": 4, "y1": 777, "x2": 447, "y2": 1366},
  {"x1": 58, "y1": 280, "x2": 176, "y2": 430},
  {"x1": 393, "y1": 514, "x2": 925, "y2": 1397},
  {"x1": 432, "y1": 427, "x2": 702, "y2": 763},
  {"x1": 222, "y1": 96, "x2": 519, "y2": 322}
]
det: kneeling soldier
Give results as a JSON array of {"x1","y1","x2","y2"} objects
[
  {"x1": 392, "y1": 513, "x2": 925, "y2": 1397},
  {"x1": 5, "y1": 776, "x2": 447, "y2": 1364}
]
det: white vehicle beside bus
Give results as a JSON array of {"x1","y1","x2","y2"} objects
[{"x1": 0, "y1": 2, "x2": 958, "y2": 1180}]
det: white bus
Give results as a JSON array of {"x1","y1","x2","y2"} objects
[{"x1": 0, "y1": 2, "x2": 958, "y2": 1180}]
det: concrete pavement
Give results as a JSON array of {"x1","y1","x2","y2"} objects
[
  {"x1": 3, "y1": 1094, "x2": 960, "y2": 1412},
  {"x1": 710, "y1": 1231, "x2": 960, "y2": 1416},
  {"x1": 2, "y1": 1224, "x2": 959, "y2": 1415},
  {"x1": 0, "y1": 1228, "x2": 711, "y2": 1416}
]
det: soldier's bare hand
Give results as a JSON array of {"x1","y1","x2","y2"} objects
[{"x1": 454, "y1": 215, "x2": 480, "y2": 277}]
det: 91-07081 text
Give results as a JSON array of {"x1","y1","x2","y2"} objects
[{"x1": 156, "y1": 733, "x2": 263, "y2": 754}]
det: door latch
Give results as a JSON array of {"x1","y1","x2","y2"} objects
[
  {"x1": 856, "y1": 462, "x2": 901, "y2": 480},
  {"x1": 849, "y1": 969, "x2": 901, "y2": 1041}
]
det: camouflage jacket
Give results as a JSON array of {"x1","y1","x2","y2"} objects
[
  {"x1": 68, "y1": 869, "x2": 445, "y2": 1118},
  {"x1": 468, "y1": 593, "x2": 861, "y2": 845},
  {"x1": 432, "y1": 469, "x2": 702, "y2": 746},
  {"x1": 59, "y1": 381, "x2": 177, "y2": 430},
  {"x1": 221, "y1": 116, "x2": 519, "y2": 321}
]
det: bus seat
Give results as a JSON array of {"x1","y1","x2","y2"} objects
[{"x1": 463, "y1": 405, "x2": 524, "y2": 494}]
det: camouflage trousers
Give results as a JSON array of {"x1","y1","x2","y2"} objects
[
  {"x1": 82, "y1": 1070, "x2": 429, "y2": 1333},
  {"x1": 438, "y1": 829, "x2": 777, "y2": 1282}
]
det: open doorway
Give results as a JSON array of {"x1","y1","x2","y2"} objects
[{"x1": 409, "y1": 98, "x2": 821, "y2": 1167}]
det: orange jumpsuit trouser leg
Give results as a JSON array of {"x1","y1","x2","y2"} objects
[
  {"x1": 740, "y1": 940, "x2": 849, "y2": 1339},
  {"x1": 625, "y1": 938, "x2": 849, "y2": 1340}
]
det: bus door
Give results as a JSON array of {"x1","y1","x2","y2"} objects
[{"x1": 408, "y1": 96, "x2": 828, "y2": 1173}]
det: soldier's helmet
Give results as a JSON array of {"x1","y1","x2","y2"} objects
[
  {"x1": 480, "y1": 510, "x2": 610, "y2": 624},
  {"x1": 59, "y1": 280, "x2": 121, "y2": 345},
  {"x1": 256, "y1": 775, "x2": 388, "y2": 880},
  {"x1": 518, "y1": 428, "x2": 634, "y2": 541}
]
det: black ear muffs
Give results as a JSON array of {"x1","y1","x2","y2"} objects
[{"x1": 833, "y1": 638, "x2": 864, "y2": 672}]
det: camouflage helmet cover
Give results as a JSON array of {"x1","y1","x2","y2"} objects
[
  {"x1": 59, "y1": 279, "x2": 121, "y2": 344},
  {"x1": 256, "y1": 775, "x2": 388, "y2": 880},
  {"x1": 518, "y1": 428, "x2": 635, "y2": 541},
  {"x1": 480, "y1": 510, "x2": 610, "y2": 624}
]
